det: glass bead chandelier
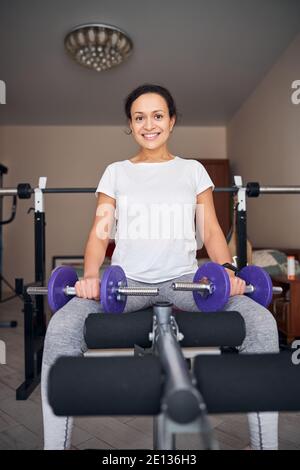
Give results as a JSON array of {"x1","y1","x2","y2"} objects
[{"x1": 64, "y1": 24, "x2": 133, "y2": 72}]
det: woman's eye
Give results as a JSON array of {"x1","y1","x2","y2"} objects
[{"x1": 135, "y1": 114, "x2": 162, "y2": 122}]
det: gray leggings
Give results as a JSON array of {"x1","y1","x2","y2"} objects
[{"x1": 41, "y1": 272, "x2": 279, "y2": 450}]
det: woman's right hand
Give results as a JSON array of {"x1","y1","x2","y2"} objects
[{"x1": 75, "y1": 277, "x2": 100, "y2": 300}]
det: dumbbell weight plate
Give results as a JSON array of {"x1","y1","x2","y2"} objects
[
  {"x1": 193, "y1": 262, "x2": 231, "y2": 312},
  {"x1": 238, "y1": 265, "x2": 273, "y2": 308},
  {"x1": 48, "y1": 266, "x2": 78, "y2": 313},
  {"x1": 100, "y1": 265, "x2": 127, "y2": 313}
]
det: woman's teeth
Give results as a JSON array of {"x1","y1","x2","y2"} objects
[{"x1": 143, "y1": 133, "x2": 160, "y2": 140}]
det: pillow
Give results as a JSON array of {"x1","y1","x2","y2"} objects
[{"x1": 252, "y1": 249, "x2": 300, "y2": 277}]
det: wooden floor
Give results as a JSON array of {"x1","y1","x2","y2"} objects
[{"x1": 0, "y1": 294, "x2": 300, "y2": 450}]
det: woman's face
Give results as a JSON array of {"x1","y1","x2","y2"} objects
[{"x1": 129, "y1": 93, "x2": 176, "y2": 150}]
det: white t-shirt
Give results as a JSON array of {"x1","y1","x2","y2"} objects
[{"x1": 95, "y1": 156, "x2": 214, "y2": 283}]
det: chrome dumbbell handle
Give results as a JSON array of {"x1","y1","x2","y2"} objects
[
  {"x1": 272, "y1": 286, "x2": 284, "y2": 294},
  {"x1": 27, "y1": 286, "x2": 51, "y2": 295},
  {"x1": 244, "y1": 285, "x2": 283, "y2": 294},
  {"x1": 27, "y1": 286, "x2": 76, "y2": 296},
  {"x1": 172, "y1": 281, "x2": 283, "y2": 295},
  {"x1": 117, "y1": 287, "x2": 159, "y2": 296},
  {"x1": 171, "y1": 282, "x2": 214, "y2": 294}
]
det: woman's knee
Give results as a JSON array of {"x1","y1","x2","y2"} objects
[
  {"x1": 46, "y1": 299, "x2": 80, "y2": 337},
  {"x1": 228, "y1": 295, "x2": 279, "y2": 353},
  {"x1": 262, "y1": 310, "x2": 279, "y2": 349},
  {"x1": 43, "y1": 299, "x2": 89, "y2": 364},
  {"x1": 254, "y1": 308, "x2": 279, "y2": 350},
  {"x1": 245, "y1": 317, "x2": 279, "y2": 353}
]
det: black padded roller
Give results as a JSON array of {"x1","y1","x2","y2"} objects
[
  {"x1": 174, "y1": 310, "x2": 245, "y2": 347},
  {"x1": 84, "y1": 309, "x2": 245, "y2": 349},
  {"x1": 194, "y1": 351, "x2": 300, "y2": 413},
  {"x1": 84, "y1": 309, "x2": 153, "y2": 349},
  {"x1": 48, "y1": 355, "x2": 163, "y2": 416}
]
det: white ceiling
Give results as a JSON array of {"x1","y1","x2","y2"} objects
[{"x1": 0, "y1": 0, "x2": 300, "y2": 125}]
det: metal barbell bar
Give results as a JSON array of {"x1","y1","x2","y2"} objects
[{"x1": 2, "y1": 182, "x2": 300, "y2": 198}]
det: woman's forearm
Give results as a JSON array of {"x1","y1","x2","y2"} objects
[
  {"x1": 83, "y1": 234, "x2": 107, "y2": 278},
  {"x1": 204, "y1": 227, "x2": 235, "y2": 277}
]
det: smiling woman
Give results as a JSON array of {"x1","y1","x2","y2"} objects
[{"x1": 40, "y1": 83, "x2": 280, "y2": 451}]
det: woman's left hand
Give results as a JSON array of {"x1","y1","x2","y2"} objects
[{"x1": 227, "y1": 274, "x2": 246, "y2": 297}]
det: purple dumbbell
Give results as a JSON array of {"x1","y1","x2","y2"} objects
[
  {"x1": 26, "y1": 265, "x2": 81, "y2": 313},
  {"x1": 172, "y1": 262, "x2": 282, "y2": 312},
  {"x1": 27, "y1": 265, "x2": 159, "y2": 314}
]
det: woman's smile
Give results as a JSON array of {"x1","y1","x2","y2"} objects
[{"x1": 142, "y1": 132, "x2": 161, "y2": 140}]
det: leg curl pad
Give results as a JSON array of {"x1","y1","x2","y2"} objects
[
  {"x1": 48, "y1": 355, "x2": 163, "y2": 416},
  {"x1": 194, "y1": 351, "x2": 300, "y2": 413}
]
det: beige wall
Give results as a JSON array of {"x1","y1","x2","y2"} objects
[
  {"x1": 0, "y1": 125, "x2": 226, "y2": 285},
  {"x1": 227, "y1": 33, "x2": 300, "y2": 248}
]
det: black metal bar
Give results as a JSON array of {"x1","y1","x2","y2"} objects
[
  {"x1": 39, "y1": 185, "x2": 300, "y2": 194},
  {"x1": 34, "y1": 211, "x2": 46, "y2": 337},
  {"x1": 24, "y1": 293, "x2": 35, "y2": 380},
  {"x1": 236, "y1": 209, "x2": 247, "y2": 270},
  {"x1": 34, "y1": 185, "x2": 300, "y2": 194},
  {"x1": 43, "y1": 188, "x2": 96, "y2": 193},
  {"x1": 16, "y1": 292, "x2": 35, "y2": 400},
  {"x1": 154, "y1": 302, "x2": 203, "y2": 422},
  {"x1": 16, "y1": 377, "x2": 42, "y2": 401},
  {"x1": 16, "y1": 207, "x2": 47, "y2": 399},
  {"x1": 2, "y1": 184, "x2": 300, "y2": 196},
  {"x1": 152, "y1": 301, "x2": 218, "y2": 449},
  {"x1": 16, "y1": 292, "x2": 45, "y2": 399},
  {"x1": 44, "y1": 186, "x2": 237, "y2": 194},
  {"x1": 214, "y1": 187, "x2": 238, "y2": 193}
]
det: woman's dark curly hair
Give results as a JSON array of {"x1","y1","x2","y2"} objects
[{"x1": 124, "y1": 84, "x2": 177, "y2": 122}]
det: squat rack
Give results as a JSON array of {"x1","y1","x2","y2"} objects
[{"x1": 0, "y1": 177, "x2": 300, "y2": 399}]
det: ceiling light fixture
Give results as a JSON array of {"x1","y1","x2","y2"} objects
[{"x1": 64, "y1": 23, "x2": 133, "y2": 72}]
